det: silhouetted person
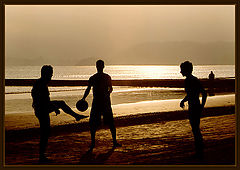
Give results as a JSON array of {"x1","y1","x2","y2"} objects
[
  {"x1": 31, "y1": 65, "x2": 88, "y2": 163},
  {"x1": 81, "y1": 60, "x2": 121, "y2": 151},
  {"x1": 208, "y1": 71, "x2": 215, "y2": 96},
  {"x1": 180, "y1": 61, "x2": 207, "y2": 158},
  {"x1": 209, "y1": 71, "x2": 215, "y2": 80}
]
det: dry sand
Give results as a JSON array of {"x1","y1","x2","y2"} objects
[{"x1": 5, "y1": 114, "x2": 235, "y2": 166}]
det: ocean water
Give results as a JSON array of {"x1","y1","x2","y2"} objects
[
  {"x1": 6, "y1": 65, "x2": 234, "y2": 80},
  {"x1": 5, "y1": 65, "x2": 235, "y2": 115}
]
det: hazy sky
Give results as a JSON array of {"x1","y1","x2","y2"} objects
[{"x1": 5, "y1": 5, "x2": 235, "y2": 65}]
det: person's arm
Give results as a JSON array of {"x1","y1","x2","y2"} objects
[
  {"x1": 201, "y1": 88, "x2": 207, "y2": 108},
  {"x1": 82, "y1": 77, "x2": 92, "y2": 100},
  {"x1": 108, "y1": 86, "x2": 113, "y2": 93},
  {"x1": 108, "y1": 75, "x2": 113, "y2": 94},
  {"x1": 180, "y1": 79, "x2": 188, "y2": 108},
  {"x1": 108, "y1": 81, "x2": 113, "y2": 93},
  {"x1": 82, "y1": 85, "x2": 91, "y2": 100},
  {"x1": 180, "y1": 95, "x2": 188, "y2": 108}
]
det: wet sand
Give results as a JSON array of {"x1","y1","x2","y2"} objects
[{"x1": 5, "y1": 94, "x2": 235, "y2": 131}]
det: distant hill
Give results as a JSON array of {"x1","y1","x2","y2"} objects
[
  {"x1": 75, "y1": 57, "x2": 102, "y2": 66},
  {"x1": 6, "y1": 56, "x2": 49, "y2": 66},
  {"x1": 6, "y1": 41, "x2": 234, "y2": 66}
]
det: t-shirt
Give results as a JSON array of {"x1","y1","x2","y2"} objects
[
  {"x1": 31, "y1": 78, "x2": 50, "y2": 111},
  {"x1": 89, "y1": 72, "x2": 112, "y2": 100}
]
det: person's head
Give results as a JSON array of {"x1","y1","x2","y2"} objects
[
  {"x1": 180, "y1": 61, "x2": 193, "y2": 77},
  {"x1": 96, "y1": 60, "x2": 104, "y2": 73},
  {"x1": 41, "y1": 65, "x2": 53, "y2": 82}
]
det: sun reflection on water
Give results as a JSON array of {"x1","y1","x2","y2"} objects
[{"x1": 113, "y1": 65, "x2": 181, "y2": 79}]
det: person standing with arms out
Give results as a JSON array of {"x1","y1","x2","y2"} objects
[
  {"x1": 31, "y1": 65, "x2": 88, "y2": 163},
  {"x1": 180, "y1": 61, "x2": 207, "y2": 158},
  {"x1": 81, "y1": 60, "x2": 121, "y2": 151}
]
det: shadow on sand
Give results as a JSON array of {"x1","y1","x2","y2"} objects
[{"x1": 79, "y1": 147, "x2": 115, "y2": 165}]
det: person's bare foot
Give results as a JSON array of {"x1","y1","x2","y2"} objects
[
  {"x1": 75, "y1": 114, "x2": 88, "y2": 121},
  {"x1": 113, "y1": 142, "x2": 122, "y2": 148},
  {"x1": 55, "y1": 109, "x2": 60, "y2": 116},
  {"x1": 39, "y1": 155, "x2": 52, "y2": 164},
  {"x1": 88, "y1": 143, "x2": 95, "y2": 152}
]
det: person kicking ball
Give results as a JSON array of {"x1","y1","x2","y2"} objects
[{"x1": 31, "y1": 65, "x2": 88, "y2": 163}]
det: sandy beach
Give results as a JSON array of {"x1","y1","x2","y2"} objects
[
  {"x1": 4, "y1": 3, "x2": 236, "y2": 166},
  {"x1": 4, "y1": 94, "x2": 236, "y2": 166}
]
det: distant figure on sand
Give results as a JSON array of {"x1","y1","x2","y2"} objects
[
  {"x1": 208, "y1": 71, "x2": 215, "y2": 96},
  {"x1": 31, "y1": 65, "x2": 88, "y2": 163},
  {"x1": 208, "y1": 71, "x2": 215, "y2": 80},
  {"x1": 180, "y1": 61, "x2": 207, "y2": 158},
  {"x1": 81, "y1": 60, "x2": 121, "y2": 151}
]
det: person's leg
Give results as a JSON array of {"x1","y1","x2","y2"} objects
[
  {"x1": 189, "y1": 113, "x2": 204, "y2": 157},
  {"x1": 89, "y1": 116, "x2": 99, "y2": 150},
  {"x1": 109, "y1": 123, "x2": 121, "y2": 147},
  {"x1": 51, "y1": 100, "x2": 88, "y2": 120},
  {"x1": 89, "y1": 106, "x2": 100, "y2": 150},
  {"x1": 90, "y1": 126, "x2": 96, "y2": 150},
  {"x1": 104, "y1": 111, "x2": 121, "y2": 147},
  {"x1": 38, "y1": 114, "x2": 51, "y2": 161},
  {"x1": 109, "y1": 123, "x2": 116, "y2": 143}
]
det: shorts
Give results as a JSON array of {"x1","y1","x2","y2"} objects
[
  {"x1": 34, "y1": 100, "x2": 63, "y2": 118},
  {"x1": 188, "y1": 104, "x2": 202, "y2": 125},
  {"x1": 89, "y1": 98, "x2": 114, "y2": 129}
]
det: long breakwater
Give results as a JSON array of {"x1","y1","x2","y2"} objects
[{"x1": 5, "y1": 78, "x2": 235, "y2": 90}]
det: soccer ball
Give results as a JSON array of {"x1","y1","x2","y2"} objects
[{"x1": 76, "y1": 99, "x2": 88, "y2": 112}]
